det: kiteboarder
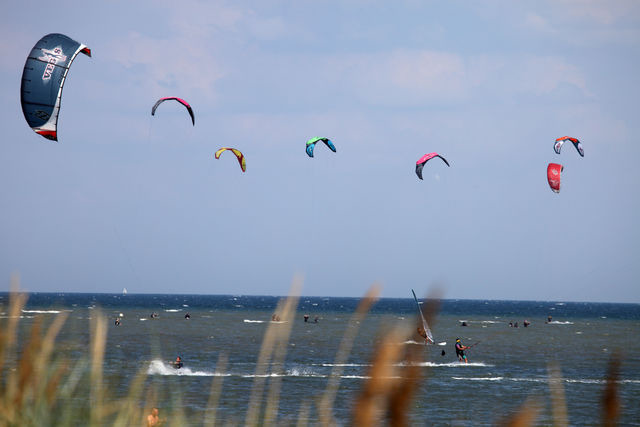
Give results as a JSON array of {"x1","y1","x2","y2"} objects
[
  {"x1": 173, "y1": 356, "x2": 183, "y2": 369},
  {"x1": 455, "y1": 338, "x2": 470, "y2": 363}
]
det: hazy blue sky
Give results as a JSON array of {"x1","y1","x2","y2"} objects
[{"x1": 1, "y1": 1, "x2": 639, "y2": 302}]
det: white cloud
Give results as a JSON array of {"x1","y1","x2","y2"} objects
[{"x1": 556, "y1": 0, "x2": 640, "y2": 26}]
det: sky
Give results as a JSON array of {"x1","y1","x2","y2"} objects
[{"x1": 1, "y1": 1, "x2": 639, "y2": 302}]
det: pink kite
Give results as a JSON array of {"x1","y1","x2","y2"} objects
[
  {"x1": 415, "y1": 153, "x2": 450, "y2": 180},
  {"x1": 151, "y1": 97, "x2": 194, "y2": 125}
]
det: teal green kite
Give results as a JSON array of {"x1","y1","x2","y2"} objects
[{"x1": 305, "y1": 137, "x2": 336, "y2": 157}]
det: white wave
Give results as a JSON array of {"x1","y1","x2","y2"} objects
[
  {"x1": 244, "y1": 319, "x2": 264, "y2": 323},
  {"x1": 459, "y1": 320, "x2": 501, "y2": 324},
  {"x1": 565, "y1": 378, "x2": 606, "y2": 384},
  {"x1": 410, "y1": 362, "x2": 492, "y2": 368},
  {"x1": 164, "y1": 309, "x2": 182, "y2": 312},
  {"x1": 401, "y1": 340, "x2": 446, "y2": 346},
  {"x1": 320, "y1": 363, "x2": 371, "y2": 367},
  {"x1": 452, "y1": 376, "x2": 503, "y2": 381},
  {"x1": 286, "y1": 367, "x2": 324, "y2": 377},
  {"x1": 242, "y1": 373, "x2": 283, "y2": 378},
  {"x1": 21, "y1": 310, "x2": 61, "y2": 314},
  {"x1": 139, "y1": 318, "x2": 148, "y2": 321},
  {"x1": 147, "y1": 360, "x2": 219, "y2": 376},
  {"x1": 182, "y1": 304, "x2": 189, "y2": 307},
  {"x1": 547, "y1": 321, "x2": 573, "y2": 325},
  {"x1": 494, "y1": 377, "x2": 640, "y2": 385}
]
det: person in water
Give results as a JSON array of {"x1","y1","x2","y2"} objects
[
  {"x1": 304, "y1": 314, "x2": 309, "y2": 323},
  {"x1": 184, "y1": 312, "x2": 190, "y2": 319},
  {"x1": 147, "y1": 407, "x2": 162, "y2": 426},
  {"x1": 455, "y1": 338, "x2": 470, "y2": 363},
  {"x1": 114, "y1": 317, "x2": 121, "y2": 326},
  {"x1": 174, "y1": 356, "x2": 183, "y2": 369}
]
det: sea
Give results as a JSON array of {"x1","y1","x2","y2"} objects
[{"x1": 2, "y1": 293, "x2": 639, "y2": 426}]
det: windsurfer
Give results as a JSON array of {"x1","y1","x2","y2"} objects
[{"x1": 417, "y1": 326, "x2": 429, "y2": 343}]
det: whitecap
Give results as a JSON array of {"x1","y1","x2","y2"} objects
[
  {"x1": 164, "y1": 309, "x2": 182, "y2": 312},
  {"x1": 410, "y1": 362, "x2": 492, "y2": 368},
  {"x1": 244, "y1": 319, "x2": 264, "y2": 323},
  {"x1": 452, "y1": 376, "x2": 503, "y2": 381},
  {"x1": 319, "y1": 363, "x2": 371, "y2": 367},
  {"x1": 147, "y1": 359, "x2": 220, "y2": 377},
  {"x1": 22, "y1": 310, "x2": 61, "y2": 314}
]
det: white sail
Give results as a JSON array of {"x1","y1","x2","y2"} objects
[
  {"x1": 122, "y1": 288, "x2": 128, "y2": 295},
  {"x1": 412, "y1": 289, "x2": 434, "y2": 344}
]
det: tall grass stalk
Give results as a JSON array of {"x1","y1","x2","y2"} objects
[{"x1": 318, "y1": 284, "x2": 380, "y2": 426}]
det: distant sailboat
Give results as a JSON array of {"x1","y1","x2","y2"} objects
[{"x1": 122, "y1": 287, "x2": 128, "y2": 295}]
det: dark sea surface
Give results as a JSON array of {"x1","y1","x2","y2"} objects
[{"x1": 2, "y1": 293, "x2": 639, "y2": 425}]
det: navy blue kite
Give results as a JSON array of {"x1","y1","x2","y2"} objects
[{"x1": 20, "y1": 33, "x2": 91, "y2": 141}]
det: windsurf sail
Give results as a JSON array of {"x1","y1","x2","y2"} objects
[{"x1": 411, "y1": 289, "x2": 434, "y2": 344}]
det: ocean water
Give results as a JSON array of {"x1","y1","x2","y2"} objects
[{"x1": 2, "y1": 293, "x2": 639, "y2": 425}]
